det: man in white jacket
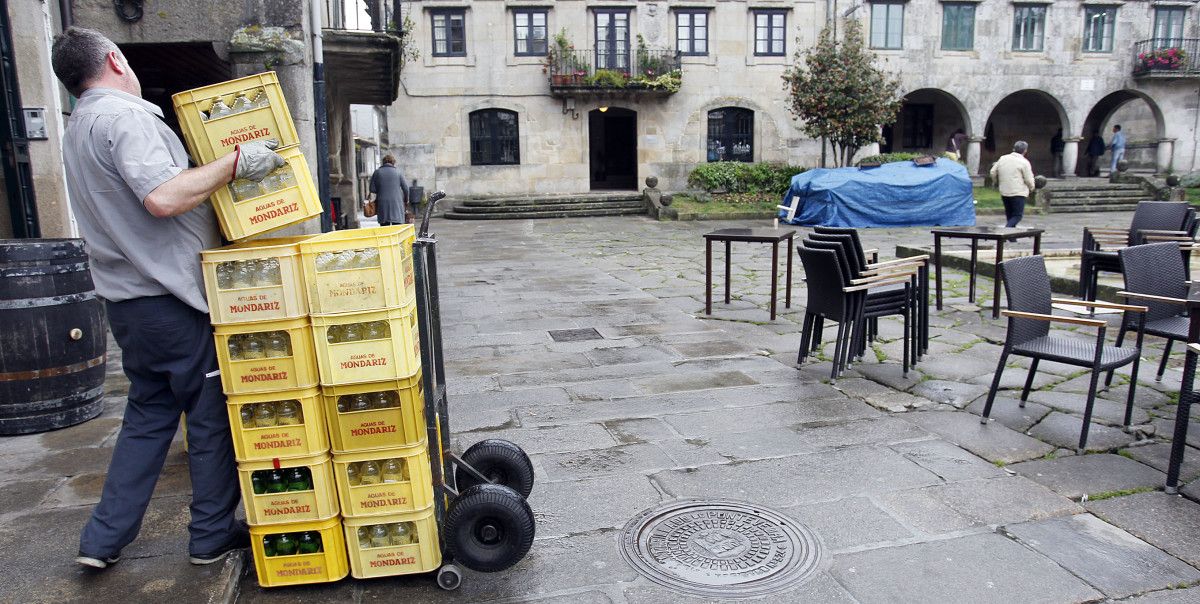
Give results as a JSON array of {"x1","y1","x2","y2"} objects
[{"x1": 989, "y1": 141, "x2": 1036, "y2": 228}]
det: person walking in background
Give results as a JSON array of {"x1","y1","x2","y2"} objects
[
  {"x1": 1110, "y1": 124, "x2": 1127, "y2": 174},
  {"x1": 945, "y1": 128, "x2": 966, "y2": 161},
  {"x1": 51, "y1": 26, "x2": 284, "y2": 570},
  {"x1": 367, "y1": 155, "x2": 410, "y2": 225},
  {"x1": 1050, "y1": 128, "x2": 1065, "y2": 178},
  {"x1": 989, "y1": 141, "x2": 1036, "y2": 228},
  {"x1": 1086, "y1": 129, "x2": 1105, "y2": 177}
]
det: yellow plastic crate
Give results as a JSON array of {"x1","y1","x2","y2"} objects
[
  {"x1": 343, "y1": 507, "x2": 441, "y2": 579},
  {"x1": 310, "y1": 306, "x2": 421, "y2": 386},
  {"x1": 227, "y1": 386, "x2": 328, "y2": 462},
  {"x1": 250, "y1": 516, "x2": 349, "y2": 587},
  {"x1": 210, "y1": 145, "x2": 322, "y2": 242},
  {"x1": 332, "y1": 443, "x2": 434, "y2": 517},
  {"x1": 237, "y1": 453, "x2": 339, "y2": 525},
  {"x1": 202, "y1": 236, "x2": 314, "y2": 325},
  {"x1": 214, "y1": 317, "x2": 319, "y2": 395},
  {"x1": 320, "y1": 373, "x2": 425, "y2": 453},
  {"x1": 172, "y1": 71, "x2": 301, "y2": 165},
  {"x1": 298, "y1": 225, "x2": 416, "y2": 315}
]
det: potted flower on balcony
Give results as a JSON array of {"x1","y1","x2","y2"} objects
[
  {"x1": 1138, "y1": 46, "x2": 1188, "y2": 72},
  {"x1": 545, "y1": 29, "x2": 585, "y2": 86}
]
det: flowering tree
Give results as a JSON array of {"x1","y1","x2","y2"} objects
[{"x1": 782, "y1": 19, "x2": 903, "y2": 167}]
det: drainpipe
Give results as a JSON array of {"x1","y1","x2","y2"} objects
[
  {"x1": 312, "y1": 0, "x2": 333, "y2": 232},
  {"x1": 58, "y1": 0, "x2": 72, "y2": 28}
]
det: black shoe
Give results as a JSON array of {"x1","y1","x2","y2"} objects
[
  {"x1": 189, "y1": 529, "x2": 250, "y2": 565},
  {"x1": 76, "y1": 553, "x2": 120, "y2": 569}
]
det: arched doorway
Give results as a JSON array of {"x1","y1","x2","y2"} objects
[
  {"x1": 588, "y1": 107, "x2": 637, "y2": 190},
  {"x1": 982, "y1": 90, "x2": 1068, "y2": 176},
  {"x1": 882, "y1": 89, "x2": 970, "y2": 154},
  {"x1": 1076, "y1": 91, "x2": 1165, "y2": 176}
]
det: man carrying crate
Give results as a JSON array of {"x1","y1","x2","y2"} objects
[{"x1": 51, "y1": 27, "x2": 285, "y2": 570}]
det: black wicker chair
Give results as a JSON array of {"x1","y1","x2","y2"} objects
[
  {"x1": 1079, "y1": 201, "x2": 1194, "y2": 301},
  {"x1": 981, "y1": 255, "x2": 1147, "y2": 451},
  {"x1": 1113, "y1": 241, "x2": 1192, "y2": 382}
]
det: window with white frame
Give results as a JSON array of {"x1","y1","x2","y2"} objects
[
  {"x1": 1083, "y1": 7, "x2": 1116, "y2": 53},
  {"x1": 941, "y1": 3, "x2": 975, "y2": 51},
  {"x1": 870, "y1": 2, "x2": 905, "y2": 50},
  {"x1": 1012, "y1": 4, "x2": 1046, "y2": 52},
  {"x1": 1154, "y1": 7, "x2": 1186, "y2": 48}
]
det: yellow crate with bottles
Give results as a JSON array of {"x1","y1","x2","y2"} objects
[
  {"x1": 249, "y1": 516, "x2": 349, "y2": 587},
  {"x1": 309, "y1": 306, "x2": 421, "y2": 386},
  {"x1": 342, "y1": 507, "x2": 441, "y2": 579},
  {"x1": 298, "y1": 225, "x2": 416, "y2": 315},
  {"x1": 209, "y1": 145, "x2": 323, "y2": 242},
  {"x1": 171, "y1": 71, "x2": 300, "y2": 165},
  {"x1": 320, "y1": 373, "x2": 425, "y2": 453},
  {"x1": 213, "y1": 317, "x2": 319, "y2": 395},
  {"x1": 332, "y1": 442, "x2": 434, "y2": 517},
  {"x1": 236, "y1": 453, "x2": 339, "y2": 525},
  {"x1": 226, "y1": 386, "x2": 327, "y2": 462},
  {"x1": 201, "y1": 236, "x2": 314, "y2": 325}
]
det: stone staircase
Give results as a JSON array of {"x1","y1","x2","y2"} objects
[
  {"x1": 1041, "y1": 179, "x2": 1152, "y2": 213},
  {"x1": 443, "y1": 192, "x2": 646, "y2": 220}
]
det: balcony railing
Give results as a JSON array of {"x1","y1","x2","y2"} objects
[
  {"x1": 325, "y1": 0, "x2": 402, "y2": 33},
  {"x1": 547, "y1": 49, "x2": 682, "y2": 95},
  {"x1": 1133, "y1": 38, "x2": 1200, "y2": 77}
]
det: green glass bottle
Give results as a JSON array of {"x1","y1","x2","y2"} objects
[
  {"x1": 262, "y1": 535, "x2": 277, "y2": 557},
  {"x1": 297, "y1": 531, "x2": 322, "y2": 554},
  {"x1": 287, "y1": 467, "x2": 311, "y2": 491},
  {"x1": 251, "y1": 470, "x2": 266, "y2": 495},
  {"x1": 274, "y1": 532, "x2": 298, "y2": 556},
  {"x1": 266, "y1": 469, "x2": 287, "y2": 493}
]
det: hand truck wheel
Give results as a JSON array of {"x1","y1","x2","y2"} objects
[
  {"x1": 436, "y1": 563, "x2": 463, "y2": 590},
  {"x1": 454, "y1": 439, "x2": 535, "y2": 498},
  {"x1": 443, "y1": 483, "x2": 536, "y2": 572}
]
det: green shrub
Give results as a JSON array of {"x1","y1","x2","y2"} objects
[
  {"x1": 1180, "y1": 171, "x2": 1200, "y2": 188},
  {"x1": 585, "y1": 69, "x2": 628, "y2": 87},
  {"x1": 855, "y1": 151, "x2": 959, "y2": 166},
  {"x1": 688, "y1": 162, "x2": 807, "y2": 194}
]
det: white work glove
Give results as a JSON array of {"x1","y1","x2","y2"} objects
[{"x1": 234, "y1": 139, "x2": 286, "y2": 182}]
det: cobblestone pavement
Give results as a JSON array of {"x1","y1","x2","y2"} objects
[{"x1": 4, "y1": 210, "x2": 1200, "y2": 603}]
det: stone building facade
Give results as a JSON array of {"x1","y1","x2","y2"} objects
[{"x1": 388, "y1": 0, "x2": 1200, "y2": 196}]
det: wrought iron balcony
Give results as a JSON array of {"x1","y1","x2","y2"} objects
[
  {"x1": 1133, "y1": 38, "x2": 1200, "y2": 78},
  {"x1": 547, "y1": 49, "x2": 682, "y2": 97}
]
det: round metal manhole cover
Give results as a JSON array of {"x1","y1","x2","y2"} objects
[{"x1": 619, "y1": 499, "x2": 824, "y2": 599}]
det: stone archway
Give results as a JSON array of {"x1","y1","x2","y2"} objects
[
  {"x1": 982, "y1": 90, "x2": 1069, "y2": 176},
  {"x1": 1076, "y1": 90, "x2": 1167, "y2": 176},
  {"x1": 884, "y1": 88, "x2": 971, "y2": 155}
]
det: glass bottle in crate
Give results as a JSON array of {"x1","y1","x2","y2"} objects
[
  {"x1": 274, "y1": 532, "x2": 298, "y2": 556},
  {"x1": 242, "y1": 334, "x2": 266, "y2": 359},
  {"x1": 287, "y1": 467, "x2": 311, "y2": 491},
  {"x1": 239, "y1": 404, "x2": 256, "y2": 429},
  {"x1": 336, "y1": 395, "x2": 349, "y2": 413},
  {"x1": 370, "y1": 391, "x2": 391, "y2": 410},
  {"x1": 216, "y1": 262, "x2": 234, "y2": 289},
  {"x1": 262, "y1": 535, "x2": 277, "y2": 557},
  {"x1": 231, "y1": 261, "x2": 256, "y2": 289},
  {"x1": 315, "y1": 252, "x2": 335, "y2": 273},
  {"x1": 261, "y1": 165, "x2": 296, "y2": 193},
  {"x1": 251, "y1": 88, "x2": 270, "y2": 109},
  {"x1": 389, "y1": 522, "x2": 414, "y2": 546},
  {"x1": 276, "y1": 399, "x2": 301, "y2": 425},
  {"x1": 298, "y1": 531, "x2": 323, "y2": 554},
  {"x1": 226, "y1": 336, "x2": 242, "y2": 361},
  {"x1": 359, "y1": 460, "x2": 381, "y2": 485},
  {"x1": 207, "y1": 96, "x2": 233, "y2": 120},
  {"x1": 266, "y1": 469, "x2": 288, "y2": 493},
  {"x1": 230, "y1": 179, "x2": 262, "y2": 202},
  {"x1": 381, "y1": 458, "x2": 404, "y2": 483},
  {"x1": 351, "y1": 394, "x2": 371, "y2": 412},
  {"x1": 356, "y1": 526, "x2": 371, "y2": 550},
  {"x1": 369, "y1": 525, "x2": 389, "y2": 548},
  {"x1": 326, "y1": 325, "x2": 344, "y2": 344},
  {"x1": 265, "y1": 331, "x2": 291, "y2": 358},
  {"x1": 364, "y1": 321, "x2": 390, "y2": 341},
  {"x1": 229, "y1": 93, "x2": 252, "y2": 114},
  {"x1": 254, "y1": 402, "x2": 277, "y2": 427},
  {"x1": 345, "y1": 462, "x2": 361, "y2": 486},
  {"x1": 341, "y1": 323, "x2": 363, "y2": 342},
  {"x1": 251, "y1": 471, "x2": 266, "y2": 495},
  {"x1": 360, "y1": 247, "x2": 380, "y2": 268},
  {"x1": 257, "y1": 258, "x2": 282, "y2": 286}
]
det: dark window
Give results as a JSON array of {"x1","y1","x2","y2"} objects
[
  {"x1": 595, "y1": 9, "x2": 631, "y2": 70},
  {"x1": 870, "y1": 2, "x2": 905, "y2": 49},
  {"x1": 432, "y1": 9, "x2": 466, "y2": 57},
  {"x1": 900, "y1": 104, "x2": 933, "y2": 149},
  {"x1": 1083, "y1": 7, "x2": 1116, "y2": 53},
  {"x1": 941, "y1": 3, "x2": 975, "y2": 51},
  {"x1": 1154, "y1": 7, "x2": 1186, "y2": 48},
  {"x1": 469, "y1": 109, "x2": 520, "y2": 166},
  {"x1": 753, "y1": 10, "x2": 787, "y2": 56},
  {"x1": 514, "y1": 9, "x2": 548, "y2": 56},
  {"x1": 707, "y1": 107, "x2": 754, "y2": 162},
  {"x1": 1012, "y1": 5, "x2": 1046, "y2": 52},
  {"x1": 676, "y1": 10, "x2": 709, "y2": 56}
]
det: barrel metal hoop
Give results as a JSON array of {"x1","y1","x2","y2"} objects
[
  {"x1": 0, "y1": 261, "x2": 90, "y2": 278},
  {"x1": 0, "y1": 354, "x2": 106, "y2": 382},
  {"x1": 0, "y1": 291, "x2": 97, "y2": 309}
]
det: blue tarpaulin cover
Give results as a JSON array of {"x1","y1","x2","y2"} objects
[{"x1": 778, "y1": 158, "x2": 975, "y2": 228}]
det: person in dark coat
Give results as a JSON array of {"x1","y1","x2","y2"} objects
[
  {"x1": 1050, "y1": 128, "x2": 1065, "y2": 178},
  {"x1": 1085, "y1": 130, "x2": 1106, "y2": 177},
  {"x1": 367, "y1": 154, "x2": 410, "y2": 225}
]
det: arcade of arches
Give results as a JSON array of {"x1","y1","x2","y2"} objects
[{"x1": 884, "y1": 88, "x2": 1168, "y2": 178}]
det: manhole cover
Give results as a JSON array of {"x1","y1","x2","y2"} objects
[
  {"x1": 619, "y1": 499, "x2": 823, "y2": 599},
  {"x1": 548, "y1": 328, "x2": 603, "y2": 342}
]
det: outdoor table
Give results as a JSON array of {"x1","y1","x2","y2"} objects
[
  {"x1": 932, "y1": 226, "x2": 1043, "y2": 319},
  {"x1": 704, "y1": 228, "x2": 795, "y2": 321},
  {"x1": 1165, "y1": 284, "x2": 1200, "y2": 494}
]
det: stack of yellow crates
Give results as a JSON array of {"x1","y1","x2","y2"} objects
[
  {"x1": 202, "y1": 238, "x2": 349, "y2": 587},
  {"x1": 299, "y1": 225, "x2": 442, "y2": 579},
  {"x1": 172, "y1": 72, "x2": 322, "y2": 242}
]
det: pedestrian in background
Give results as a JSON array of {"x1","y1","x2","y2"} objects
[
  {"x1": 1110, "y1": 124, "x2": 1127, "y2": 174},
  {"x1": 945, "y1": 128, "x2": 966, "y2": 161},
  {"x1": 1086, "y1": 130, "x2": 1105, "y2": 177},
  {"x1": 367, "y1": 155, "x2": 410, "y2": 225},
  {"x1": 52, "y1": 26, "x2": 284, "y2": 570},
  {"x1": 1050, "y1": 128, "x2": 1065, "y2": 178},
  {"x1": 989, "y1": 140, "x2": 1037, "y2": 228}
]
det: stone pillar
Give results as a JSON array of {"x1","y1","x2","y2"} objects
[
  {"x1": 966, "y1": 137, "x2": 983, "y2": 176},
  {"x1": 1157, "y1": 138, "x2": 1176, "y2": 175},
  {"x1": 1061, "y1": 137, "x2": 1081, "y2": 179}
]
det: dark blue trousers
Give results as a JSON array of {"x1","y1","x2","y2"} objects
[
  {"x1": 1002, "y1": 195, "x2": 1027, "y2": 228},
  {"x1": 80, "y1": 295, "x2": 240, "y2": 558}
]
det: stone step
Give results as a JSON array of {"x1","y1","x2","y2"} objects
[
  {"x1": 1044, "y1": 183, "x2": 1144, "y2": 192},
  {"x1": 444, "y1": 207, "x2": 647, "y2": 220},
  {"x1": 1046, "y1": 192, "x2": 1148, "y2": 200},
  {"x1": 456, "y1": 193, "x2": 642, "y2": 207},
  {"x1": 450, "y1": 200, "x2": 645, "y2": 214},
  {"x1": 1045, "y1": 203, "x2": 1149, "y2": 213},
  {"x1": 1047, "y1": 196, "x2": 1147, "y2": 205}
]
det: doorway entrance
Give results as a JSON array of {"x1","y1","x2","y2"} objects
[{"x1": 588, "y1": 107, "x2": 637, "y2": 190}]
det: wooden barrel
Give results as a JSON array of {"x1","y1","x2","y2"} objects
[{"x1": 0, "y1": 239, "x2": 107, "y2": 434}]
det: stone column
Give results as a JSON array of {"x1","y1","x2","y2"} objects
[
  {"x1": 1157, "y1": 138, "x2": 1176, "y2": 175},
  {"x1": 966, "y1": 137, "x2": 983, "y2": 176},
  {"x1": 1061, "y1": 137, "x2": 1081, "y2": 179}
]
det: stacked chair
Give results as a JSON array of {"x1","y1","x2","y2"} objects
[
  {"x1": 1114, "y1": 241, "x2": 1193, "y2": 382},
  {"x1": 796, "y1": 228, "x2": 929, "y2": 380},
  {"x1": 1078, "y1": 201, "x2": 1195, "y2": 301}
]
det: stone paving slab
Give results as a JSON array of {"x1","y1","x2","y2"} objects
[
  {"x1": 910, "y1": 380, "x2": 989, "y2": 409},
  {"x1": 1026, "y1": 390, "x2": 1150, "y2": 426},
  {"x1": 783, "y1": 496, "x2": 914, "y2": 551},
  {"x1": 532, "y1": 443, "x2": 677, "y2": 481},
  {"x1": 878, "y1": 476, "x2": 1082, "y2": 536},
  {"x1": 1086, "y1": 491, "x2": 1200, "y2": 569},
  {"x1": 660, "y1": 398, "x2": 880, "y2": 438},
  {"x1": 527, "y1": 474, "x2": 662, "y2": 538},
  {"x1": 1027, "y1": 412, "x2": 1139, "y2": 452},
  {"x1": 830, "y1": 531, "x2": 1103, "y2": 604},
  {"x1": 965, "y1": 396, "x2": 1052, "y2": 432},
  {"x1": 1005, "y1": 513, "x2": 1200, "y2": 599},
  {"x1": 906, "y1": 411, "x2": 1055, "y2": 464},
  {"x1": 1009, "y1": 453, "x2": 1167, "y2": 500},
  {"x1": 622, "y1": 571, "x2": 858, "y2": 604},
  {"x1": 887, "y1": 439, "x2": 1009, "y2": 482},
  {"x1": 1126, "y1": 587, "x2": 1200, "y2": 603},
  {"x1": 467, "y1": 424, "x2": 618, "y2": 456}
]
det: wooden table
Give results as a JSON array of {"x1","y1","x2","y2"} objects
[
  {"x1": 1165, "y1": 284, "x2": 1200, "y2": 494},
  {"x1": 704, "y1": 228, "x2": 795, "y2": 321},
  {"x1": 932, "y1": 227, "x2": 1044, "y2": 319}
]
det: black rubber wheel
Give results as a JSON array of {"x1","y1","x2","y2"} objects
[
  {"x1": 436, "y1": 564, "x2": 462, "y2": 590},
  {"x1": 454, "y1": 439, "x2": 535, "y2": 498},
  {"x1": 444, "y1": 484, "x2": 536, "y2": 573}
]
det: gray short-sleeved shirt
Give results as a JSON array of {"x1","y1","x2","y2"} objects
[{"x1": 62, "y1": 88, "x2": 220, "y2": 313}]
